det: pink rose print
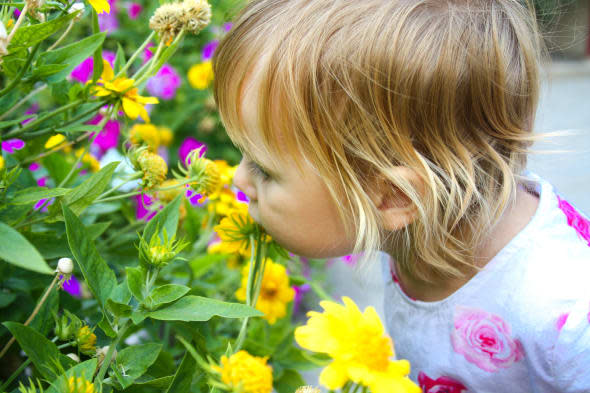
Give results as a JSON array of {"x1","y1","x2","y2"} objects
[
  {"x1": 557, "y1": 196, "x2": 590, "y2": 246},
  {"x1": 451, "y1": 306, "x2": 524, "y2": 372},
  {"x1": 556, "y1": 312, "x2": 569, "y2": 331},
  {"x1": 418, "y1": 372, "x2": 468, "y2": 393}
]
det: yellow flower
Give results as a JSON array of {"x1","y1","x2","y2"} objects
[
  {"x1": 207, "y1": 189, "x2": 242, "y2": 217},
  {"x1": 87, "y1": 0, "x2": 110, "y2": 14},
  {"x1": 75, "y1": 149, "x2": 100, "y2": 172},
  {"x1": 92, "y1": 60, "x2": 159, "y2": 122},
  {"x1": 213, "y1": 204, "x2": 260, "y2": 256},
  {"x1": 188, "y1": 61, "x2": 213, "y2": 90},
  {"x1": 236, "y1": 259, "x2": 295, "y2": 324},
  {"x1": 130, "y1": 123, "x2": 160, "y2": 151},
  {"x1": 45, "y1": 134, "x2": 66, "y2": 149},
  {"x1": 207, "y1": 240, "x2": 242, "y2": 268},
  {"x1": 213, "y1": 160, "x2": 237, "y2": 188},
  {"x1": 67, "y1": 375, "x2": 97, "y2": 393},
  {"x1": 0, "y1": 156, "x2": 4, "y2": 170},
  {"x1": 76, "y1": 326, "x2": 96, "y2": 356},
  {"x1": 158, "y1": 126, "x2": 173, "y2": 146},
  {"x1": 215, "y1": 350, "x2": 273, "y2": 393},
  {"x1": 294, "y1": 297, "x2": 421, "y2": 393}
]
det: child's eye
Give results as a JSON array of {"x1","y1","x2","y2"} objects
[{"x1": 247, "y1": 160, "x2": 271, "y2": 182}]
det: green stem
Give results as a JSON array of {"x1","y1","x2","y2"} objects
[
  {"x1": 0, "y1": 42, "x2": 40, "y2": 99},
  {"x1": 47, "y1": 20, "x2": 74, "y2": 51},
  {"x1": 97, "y1": 172, "x2": 143, "y2": 200},
  {"x1": 134, "y1": 39, "x2": 165, "y2": 86},
  {"x1": 0, "y1": 358, "x2": 30, "y2": 391},
  {"x1": 95, "y1": 321, "x2": 130, "y2": 388},
  {"x1": 116, "y1": 31, "x2": 155, "y2": 78},
  {"x1": 5, "y1": 2, "x2": 28, "y2": 43},
  {"x1": 3, "y1": 99, "x2": 85, "y2": 138},
  {"x1": 93, "y1": 176, "x2": 197, "y2": 204},
  {"x1": 0, "y1": 84, "x2": 47, "y2": 121}
]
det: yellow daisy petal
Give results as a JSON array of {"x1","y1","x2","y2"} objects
[
  {"x1": 319, "y1": 362, "x2": 349, "y2": 390},
  {"x1": 87, "y1": 0, "x2": 110, "y2": 14},
  {"x1": 122, "y1": 97, "x2": 141, "y2": 120}
]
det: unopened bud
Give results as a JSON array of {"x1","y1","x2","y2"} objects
[
  {"x1": 57, "y1": 257, "x2": 74, "y2": 275},
  {"x1": 198, "y1": 116, "x2": 216, "y2": 133},
  {"x1": 68, "y1": 3, "x2": 85, "y2": 20},
  {"x1": 66, "y1": 353, "x2": 80, "y2": 363},
  {"x1": 0, "y1": 21, "x2": 7, "y2": 57}
]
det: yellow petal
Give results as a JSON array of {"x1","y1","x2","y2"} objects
[
  {"x1": 319, "y1": 362, "x2": 349, "y2": 390},
  {"x1": 87, "y1": 0, "x2": 110, "y2": 14},
  {"x1": 101, "y1": 59, "x2": 114, "y2": 81},
  {"x1": 122, "y1": 97, "x2": 141, "y2": 120}
]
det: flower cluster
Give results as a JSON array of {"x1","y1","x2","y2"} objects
[
  {"x1": 295, "y1": 297, "x2": 421, "y2": 393},
  {"x1": 213, "y1": 350, "x2": 273, "y2": 393},
  {"x1": 129, "y1": 147, "x2": 168, "y2": 190},
  {"x1": 149, "y1": 0, "x2": 211, "y2": 44}
]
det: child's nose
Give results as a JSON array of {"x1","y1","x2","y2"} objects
[{"x1": 233, "y1": 158, "x2": 258, "y2": 202}]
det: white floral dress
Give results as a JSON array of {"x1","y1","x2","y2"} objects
[{"x1": 381, "y1": 173, "x2": 590, "y2": 393}]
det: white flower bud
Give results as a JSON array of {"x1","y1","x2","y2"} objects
[
  {"x1": 57, "y1": 257, "x2": 74, "y2": 275},
  {"x1": 66, "y1": 353, "x2": 80, "y2": 363},
  {"x1": 69, "y1": 3, "x2": 85, "y2": 20}
]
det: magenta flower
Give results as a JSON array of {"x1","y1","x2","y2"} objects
[
  {"x1": 146, "y1": 64, "x2": 182, "y2": 100},
  {"x1": 127, "y1": 2, "x2": 142, "y2": 19},
  {"x1": 37, "y1": 177, "x2": 48, "y2": 187},
  {"x1": 28, "y1": 162, "x2": 41, "y2": 172},
  {"x1": 70, "y1": 51, "x2": 116, "y2": 83},
  {"x1": 34, "y1": 197, "x2": 55, "y2": 212},
  {"x1": 134, "y1": 194, "x2": 159, "y2": 221},
  {"x1": 13, "y1": 8, "x2": 21, "y2": 18},
  {"x1": 88, "y1": 113, "x2": 120, "y2": 153},
  {"x1": 178, "y1": 137, "x2": 207, "y2": 165},
  {"x1": 62, "y1": 275, "x2": 82, "y2": 298},
  {"x1": 142, "y1": 42, "x2": 155, "y2": 64},
  {"x1": 185, "y1": 187, "x2": 205, "y2": 206},
  {"x1": 21, "y1": 103, "x2": 39, "y2": 125},
  {"x1": 223, "y1": 22, "x2": 233, "y2": 32},
  {"x1": 236, "y1": 190, "x2": 249, "y2": 203},
  {"x1": 1, "y1": 139, "x2": 25, "y2": 154},
  {"x1": 98, "y1": 0, "x2": 119, "y2": 32},
  {"x1": 201, "y1": 40, "x2": 219, "y2": 61}
]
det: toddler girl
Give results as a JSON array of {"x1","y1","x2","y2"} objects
[{"x1": 212, "y1": 0, "x2": 590, "y2": 391}]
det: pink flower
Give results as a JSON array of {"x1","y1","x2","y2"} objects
[
  {"x1": 556, "y1": 312, "x2": 569, "y2": 331},
  {"x1": 62, "y1": 275, "x2": 82, "y2": 298},
  {"x1": 28, "y1": 162, "x2": 41, "y2": 172},
  {"x1": 236, "y1": 190, "x2": 249, "y2": 203},
  {"x1": 1, "y1": 138, "x2": 25, "y2": 154},
  {"x1": 178, "y1": 137, "x2": 206, "y2": 166},
  {"x1": 418, "y1": 372, "x2": 468, "y2": 393},
  {"x1": 146, "y1": 64, "x2": 182, "y2": 100},
  {"x1": 37, "y1": 177, "x2": 48, "y2": 187},
  {"x1": 451, "y1": 307, "x2": 524, "y2": 372},
  {"x1": 70, "y1": 51, "x2": 116, "y2": 83},
  {"x1": 223, "y1": 22, "x2": 232, "y2": 32},
  {"x1": 98, "y1": 0, "x2": 119, "y2": 32},
  {"x1": 127, "y1": 2, "x2": 142, "y2": 19},
  {"x1": 185, "y1": 187, "x2": 204, "y2": 206},
  {"x1": 201, "y1": 40, "x2": 219, "y2": 61},
  {"x1": 557, "y1": 196, "x2": 590, "y2": 245},
  {"x1": 142, "y1": 42, "x2": 155, "y2": 64},
  {"x1": 134, "y1": 194, "x2": 159, "y2": 221},
  {"x1": 88, "y1": 113, "x2": 120, "y2": 153},
  {"x1": 22, "y1": 103, "x2": 39, "y2": 124}
]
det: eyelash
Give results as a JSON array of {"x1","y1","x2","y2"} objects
[{"x1": 247, "y1": 160, "x2": 271, "y2": 182}]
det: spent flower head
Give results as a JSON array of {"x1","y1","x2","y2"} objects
[
  {"x1": 150, "y1": 0, "x2": 210, "y2": 43},
  {"x1": 128, "y1": 146, "x2": 168, "y2": 190},
  {"x1": 174, "y1": 147, "x2": 221, "y2": 197}
]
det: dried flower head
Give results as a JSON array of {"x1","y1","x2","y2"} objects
[
  {"x1": 295, "y1": 387, "x2": 320, "y2": 393},
  {"x1": 180, "y1": 0, "x2": 211, "y2": 34},
  {"x1": 129, "y1": 146, "x2": 168, "y2": 190},
  {"x1": 149, "y1": 3, "x2": 183, "y2": 43}
]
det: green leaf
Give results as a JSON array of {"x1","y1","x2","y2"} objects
[
  {"x1": 0, "y1": 114, "x2": 36, "y2": 128},
  {"x1": 42, "y1": 153, "x2": 72, "y2": 186},
  {"x1": 31, "y1": 64, "x2": 69, "y2": 79},
  {"x1": 51, "y1": 161, "x2": 119, "y2": 220},
  {"x1": 98, "y1": 315, "x2": 116, "y2": 338},
  {"x1": 189, "y1": 253, "x2": 227, "y2": 278},
  {"x1": 106, "y1": 298, "x2": 132, "y2": 318},
  {"x1": 0, "y1": 222, "x2": 53, "y2": 274},
  {"x1": 39, "y1": 32, "x2": 107, "y2": 83},
  {"x1": 273, "y1": 369, "x2": 306, "y2": 393},
  {"x1": 3, "y1": 322, "x2": 65, "y2": 380},
  {"x1": 0, "y1": 292, "x2": 17, "y2": 308},
  {"x1": 114, "y1": 343, "x2": 162, "y2": 388},
  {"x1": 45, "y1": 359, "x2": 98, "y2": 393},
  {"x1": 9, "y1": 11, "x2": 81, "y2": 48},
  {"x1": 114, "y1": 43, "x2": 126, "y2": 75},
  {"x1": 86, "y1": 221, "x2": 111, "y2": 240},
  {"x1": 29, "y1": 286, "x2": 59, "y2": 336},
  {"x1": 143, "y1": 194, "x2": 182, "y2": 244},
  {"x1": 110, "y1": 280, "x2": 132, "y2": 304},
  {"x1": 11, "y1": 187, "x2": 70, "y2": 205},
  {"x1": 63, "y1": 204, "x2": 116, "y2": 310},
  {"x1": 55, "y1": 124, "x2": 102, "y2": 134},
  {"x1": 132, "y1": 376, "x2": 174, "y2": 389},
  {"x1": 147, "y1": 296, "x2": 263, "y2": 322},
  {"x1": 146, "y1": 284, "x2": 190, "y2": 309},
  {"x1": 131, "y1": 310, "x2": 147, "y2": 325},
  {"x1": 126, "y1": 266, "x2": 145, "y2": 301},
  {"x1": 164, "y1": 352, "x2": 196, "y2": 393}
]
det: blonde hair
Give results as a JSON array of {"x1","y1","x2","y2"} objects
[{"x1": 213, "y1": 0, "x2": 545, "y2": 281}]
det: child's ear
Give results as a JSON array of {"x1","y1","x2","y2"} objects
[{"x1": 371, "y1": 167, "x2": 424, "y2": 231}]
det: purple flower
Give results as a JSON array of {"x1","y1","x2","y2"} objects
[
  {"x1": 22, "y1": 103, "x2": 39, "y2": 125},
  {"x1": 13, "y1": 8, "x2": 21, "y2": 18},
  {"x1": 201, "y1": 40, "x2": 219, "y2": 61},
  {"x1": 236, "y1": 190, "x2": 249, "y2": 203},
  {"x1": 70, "y1": 51, "x2": 116, "y2": 83},
  {"x1": 88, "y1": 113, "x2": 120, "y2": 153},
  {"x1": 134, "y1": 194, "x2": 158, "y2": 221},
  {"x1": 127, "y1": 2, "x2": 142, "y2": 19},
  {"x1": 293, "y1": 283, "x2": 311, "y2": 314},
  {"x1": 62, "y1": 275, "x2": 82, "y2": 298},
  {"x1": 98, "y1": 0, "x2": 119, "y2": 32},
  {"x1": 179, "y1": 137, "x2": 206, "y2": 165},
  {"x1": 185, "y1": 187, "x2": 204, "y2": 206},
  {"x1": 37, "y1": 177, "x2": 48, "y2": 187},
  {"x1": 1, "y1": 138, "x2": 25, "y2": 154},
  {"x1": 28, "y1": 162, "x2": 41, "y2": 172},
  {"x1": 142, "y1": 42, "x2": 155, "y2": 65},
  {"x1": 34, "y1": 197, "x2": 55, "y2": 212},
  {"x1": 223, "y1": 22, "x2": 233, "y2": 32},
  {"x1": 146, "y1": 64, "x2": 182, "y2": 100}
]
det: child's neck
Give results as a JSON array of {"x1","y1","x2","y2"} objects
[{"x1": 391, "y1": 185, "x2": 540, "y2": 302}]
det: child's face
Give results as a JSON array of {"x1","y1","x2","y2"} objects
[{"x1": 231, "y1": 82, "x2": 355, "y2": 259}]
